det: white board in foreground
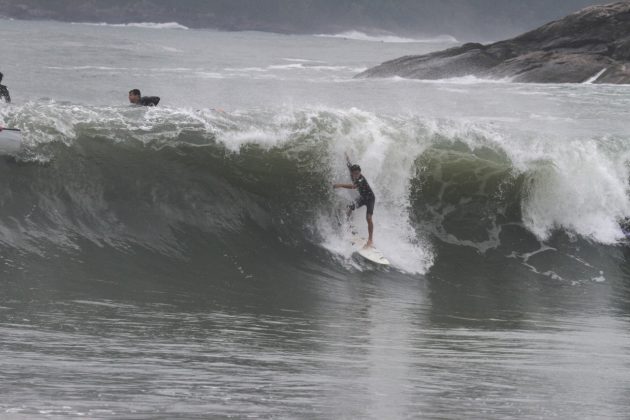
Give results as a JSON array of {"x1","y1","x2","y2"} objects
[{"x1": 351, "y1": 234, "x2": 391, "y2": 266}]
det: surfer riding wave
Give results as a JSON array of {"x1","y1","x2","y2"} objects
[{"x1": 333, "y1": 153, "x2": 375, "y2": 248}]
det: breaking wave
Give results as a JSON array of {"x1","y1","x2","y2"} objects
[{"x1": 0, "y1": 102, "x2": 629, "y2": 279}]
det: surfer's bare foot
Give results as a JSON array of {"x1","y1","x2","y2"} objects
[{"x1": 364, "y1": 240, "x2": 373, "y2": 249}]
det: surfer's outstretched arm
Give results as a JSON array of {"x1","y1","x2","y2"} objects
[{"x1": 333, "y1": 183, "x2": 356, "y2": 189}]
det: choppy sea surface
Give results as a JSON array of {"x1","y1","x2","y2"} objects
[{"x1": 1, "y1": 19, "x2": 630, "y2": 419}]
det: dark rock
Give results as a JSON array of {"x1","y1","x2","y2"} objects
[{"x1": 357, "y1": 2, "x2": 630, "y2": 84}]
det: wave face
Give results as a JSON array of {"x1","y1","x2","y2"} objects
[{"x1": 1, "y1": 103, "x2": 629, "y2": 280}]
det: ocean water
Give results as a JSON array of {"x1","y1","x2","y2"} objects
[{"x1": 1, "y1": 19, "x2": 630, "y2": 419}]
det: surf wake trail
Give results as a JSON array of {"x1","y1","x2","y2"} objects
[{"x1": 1, "y1": 102, "x2": 630, "y2": 280}]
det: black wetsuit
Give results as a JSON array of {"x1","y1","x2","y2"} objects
[
  {"x1": 348, "y1": 163, "x2": 376, "y2": 215},
  {"x1": 0, "y1": 84, "x2": 10, "y2": 103},
  {"x1": 139, "y1": 96, "x2": 160, "y2": 106}
]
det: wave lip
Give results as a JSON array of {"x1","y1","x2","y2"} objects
[
  {"x1": 316, "y1": 31, "x2": 457, "y2": 43},
  {"x1": 72, "y1": 21, "x2": 189, "y2": 30}
]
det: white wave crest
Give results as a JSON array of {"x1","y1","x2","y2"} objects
[
  {"x1": 583, "y1": 68, "x2": 607, "y2": 84},
  {"x1": 73, "y1": 21, "x2": 189, "y2": 30},
  {"x1": 316, "y1": 31, "x2": 457, "y2": 43}
]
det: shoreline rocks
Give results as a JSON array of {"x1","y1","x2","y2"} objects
[{"x1": 356, "y1": 2, "x2": 630, "y2": 84}]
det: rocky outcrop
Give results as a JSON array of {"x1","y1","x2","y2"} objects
[{"x1": 357, "y1": 2, "x2": 630, "y2": 84}]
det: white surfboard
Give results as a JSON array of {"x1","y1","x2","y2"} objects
[
  {"x1": 350, "y1": 232, "x2": 390, "y2": 266},
  {"x1": 0, "y1": 128, "x2": 22, "y2": 154}
]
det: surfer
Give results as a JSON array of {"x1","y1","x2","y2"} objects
[
  {"x1": 128, "y1": 89, "x2": 160, "y2": 107},
  {"x1": 333, "y1": 154, "x2": 375, "y2": 248},
  {"x1": 0, "y1": 72, "x2": 11, "y2": 103}
]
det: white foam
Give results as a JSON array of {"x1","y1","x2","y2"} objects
[
  {"x1": 268, "y1": 63, "x2": 366, "y2": 72},
  {"x1": 225, "y1": 64, "x2": 367, "y2": 75},
  {"x1": 584, "y1": 68, "x2": 607, "y2": 84},
  {"x1": 380, "y1": 75, "x2": 510, "y2": 85},
  {"x1": 73, "y1": 21, "x2": 189, "y2": 30},
  {"x1": 316, "y1": 31, "x2": 457, "y2": 44},
  {"x1": 268, "y1": 63, "x2": 305, "y2": 70},
  {"x1": 45, "y1": 65, "x2": 128, "y2": 71},
  {"x1": 281, "y1": 58, "x2": 326, "y2": 63},
  {"x1": 519, "y1": 139, "x2": 630, "y2": 244}
]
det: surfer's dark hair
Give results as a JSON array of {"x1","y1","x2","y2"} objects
[
  {"x1": 0, "y1": 72, "x2": 3, "y2": 82},
  {"x1": 350, "y1": 164, "x2": 361, "y2": 172},
  {"x1": 129, "y1": 89, "x2": 141, "y2": 96}
]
